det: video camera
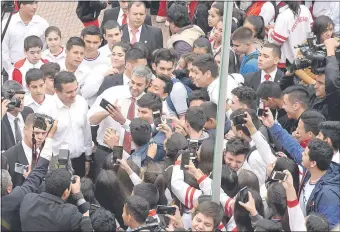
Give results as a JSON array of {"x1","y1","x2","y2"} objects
[
  {"x1": 57, "y1": 147, "x2": 76, "y2": 183},
  {"x1": 287, "y1": 34, "x2": 340, "y2": 75},
  {"x1": 2, "y1": 89, "x2": 25, "y2": 109},
  {"x1": 33, "y1": 113, "x2": 54, "y2": 131}
]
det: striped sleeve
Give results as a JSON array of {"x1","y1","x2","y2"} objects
[{"x1": 268, "y1": 14, "x2": 289, "y2": 45}]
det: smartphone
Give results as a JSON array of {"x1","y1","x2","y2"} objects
[
  {"x1": 14, "y1": 163, "x2": 28, "y2": 174},
  {"x1": 233, "y1": 113, "x2": 246, "y2": 125},
  {"x1": 100, "y1": 98, "x2": 115, "y2": 111},
  {"x1": 156, "y1": 205, "x2": 176, "y2": 215},
  {"x1": 188, "y1": 139, "x2": 199, "y2": 156},
  {"x1": 257, "y1": 101, "x2": 268, "y2": 117},
  {"x1": 112, "y1": 146, "x2": 123, "y2": 163},
  {"x1": 181, "y1": 150, "x2": 190, "y2": 170},
  {"x1": 270, "y1": 171, "x2": 287, "y2": 181},
  {"x1": 239, "y1": 186, "x2": 249, "y2": 203},
  {"x1": 153, "y1": 110, "x2": 162, "y2": 127}
]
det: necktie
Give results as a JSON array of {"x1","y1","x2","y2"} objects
[
  {"x1": 131, "y1": 29, "x2": 138, "y2": 44},
  {"x1": 123, "y1": 97, "x2": 136, "y2": 153},
  {"x1": 264, "y1": 74, "x2": 271, "y2": 81},
  {"x1": 122, "y1": 13, "x2": 127, "y2": 25},
  {"x1": 14, "y1": 118, "x2": 22, "y2": 144}
]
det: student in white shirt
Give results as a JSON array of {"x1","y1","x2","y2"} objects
[
  {"x1": 99, "y1": 20, "x2": 123, "y2": 61},
  {"x1": 24, "y1": 68, "x2": 53, "y2": 113},
  {"x1": 80, "y1": 26, "x2": 108, "y2": 69},
  {"x1": 317, "y1": 121, "x2": 340, "y2": 164},
  {"x1": 42, "y1": 26, "x2": 66, "y2": 64},
  {"x1": 88, "y1": 65, "x2": 152, "y2": 179},
  {"x1": 40, "y1": 62, "x2": 61, "y2": 96},
  {"x1": 191, "y1": 54, "x2": 219, "y2": 104},
  {"x1": 1, "y1": 1, "x2": 49, "y2": 77},
  {"x1": 38, "y1": 71, "x2": 92, "y2": 177}
]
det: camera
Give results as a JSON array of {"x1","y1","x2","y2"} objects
[
  {"x1": 2, "y1": 89, "x2": 25, "y2": 109},
  {"x1": 57, "y1": 148, "x2": 70, "y2": 169},
  {"x1": 34, "y1": 113, "x2": 54, "y2": 131},
  {"x1": 287, "y1": 34, "x2": 340, "y2": 75}
]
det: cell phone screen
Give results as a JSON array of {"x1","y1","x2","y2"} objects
[
  {"x1": 271, "y1": 171, "x2": 287, "y2": 181},
  {"x1": 181, "y1": 151, "x2": 190, "y2": 170},
  {"x1": 156, "y1": 205, "x2": 176, "y2": 215},
  {"x1": 239, "y1": 186, "x2": 249, "y2": 203},
  {"x1": 100, "y1": 98, "x2": 115, "y2": 111},
  {"x1": 14, "y1": 163, "x2": 27, "y2": 174},
  {"x1": 112, "y1": 146, "x2": 123, "y2": 163},
  {"x1": 153, "y1": 111, "x2": 162, "y2": 127}
]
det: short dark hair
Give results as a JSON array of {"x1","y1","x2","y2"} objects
[
  {"x1": 66, "y1": 37, "x2": 85, "y2": 51},
  {"x1": 132, "y1": 42, "x2": 149, "y2": 59},
  {"x1": 307, "y1": 138, "x2": 334, "y2": 171},
  {"x1": 185, "y1": 106, "x2": 208, "y2": 133},
  {"x1": 102, "y1": 20, "x2": 121, "y2": 35},
  {"x1": 155, "y1": 75, "x2": 173, "y2": 95},
  {"x1": 137, "y1": 92, "x2": 163, "y2": 113},
  {"x1": 181, "y1": 52, "x2": 199, "y2": 68},
  {"x1": 112, "y1": 41, "x2": 131, "y2": 54},
  {"x1": 263, "y1": 43, "x2": 282, "y2": 59},
  {"x1": 231, "y1": 86, "x2": 258, "y2": 110},
  {"x1": 192, "y1": 54, "x2": 219, "y2": 78},
  {"x1": 1, "y1": 80, "x2": 24, "y2": 100},
  {"x1": 201, "y1": 101, "x2": 217, "y2": 119},
  {"x1": 167, "y1": 3, "x2": 191, "y2": 28},
  {"x1": 300, "y1": 110, "x2": 325, "y2": 136},
  {"x1": 193, "y1": 36, "x2": 212, "y2": 54},
  {"x1": 125, "y1": 195, "x2": 150, "y2": 224},
  {"x1": 230, "y1": 108, "x2": 260, "y2": 137},
  {"x1": 130, "y1": 118, "x2": 152, "y2": 147},
  {"x1": 306, "y1": 213, "x2": 330, "y2": 232},
  {"x1": 25, "y1": 68, "x2": 44, "y2": 86},
  {"x1": 125, "y1": 48, "x2": 147, "y2": 63},
  {"x1": 133, "y1": 183, "x2": 159, "y2": 209},
  {"x1": 153, "y1": 48, "x2": 176, "y2": 66},
  {"x1": 45, "y1": 26, "x2": 61, "y2": 39},
  {"x1": 211, "y1": 2, "x2": 224, "y2": 17},
  {"x1": 45, "y1": 168, "x2": 72, "y2": 197},
  {"x1": 231, "y1": 27, "x2": 254, "y2": 43},
  {"x1": 80, "y1": 177, "x2": 96, "y2": 204},
  {"x1": 187, "y1": 89, "x2": 210, "y2": 106},
  {"x1": 192, "y1": 200, "x2": 224, "y2": 229},
  {"x1": 282, "y1": 85, "x2": 310, "y2": 109},
  {"x1": 244, "y1": 16, "x2": 265, "y2": 40},
  {"x1": 54, "y1": 71, "x2": 77, "y2": 92},
  {"x1": 128, "y1": 1, "x2": 146, "y2": 11},
  {"x1": 256, "y1": 81, "x2": 282, "y2": 99},
  {"x1": 40, "y1": 62, "x2": 60, "y2": 79},
  {"x1": 24, "y1": 35, "x2": 43, "y2": 51},
  {"x1": 18, "y1": 1, "x2": 37, "y2": 8},
  {"x1": 81, "y1": 25, "x2": 102, "y2": 38},
  {"x1": 318, "y1": 121, "x2": 340, "y2": 151},
  {"x1": 91, "y1": 207, "x2": 116, "y2": 232},
  {"x1": 225, "y1": 137, "x2": 250, "y2": 156}
]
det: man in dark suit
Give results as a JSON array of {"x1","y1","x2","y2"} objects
[
  {"x1": 121, "y1": 2, "x2": 163, "y2": 57},
  {"x1": 97, "y1": 47, "x2": 147, "y2": 96},
  {"x1": 1, "y1": 81, "x2": 34, "y2": 152},
  {"x1": 102, "y1": 0, "x2": 152, "y2": 27},
  {"x1": 243, "y1": 43, "x2": 293, "y2": 91},
  {"x1": 4, "y1": 113, "x2": 47, "y2": 188},
  {"x1": 1, "y1": 120, "x2": 57, "y2": 232}
]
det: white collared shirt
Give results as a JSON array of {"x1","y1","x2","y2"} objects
[
  {"x1": 128, "y1": 25, "x2": 142, "y2": 43},
  {"x1": 21, "y1": 140, "x2": 33, "y2": 165},
  {"x1": 98, "y1": 44, "x2": 112, "y2": 65},
  {"x1": 260, "y1": 68, "x2": 278, "y2": 83},
  {"x1": 1, "y1": 13, "x2": 49, "y2": 75},
  {"x1": 207, "y1": 78, "x2": 219, "y2": 104},
  {"x1": 38, "y1": 94, "x2": 92, "y2": 159},
  {"x1": 42, "y1": 47, "x2": 66, "y2": 64},
  {"x1": 87, "y1": 85, "x2": 144, "y2": 148},
  {"x1": 82, "y1": 51, "x2": 109, "y2": 70},
  {"x1": 123, "y1": 73, "x2": 130, "y2": 85},
  {"x1": 6, "y1": 112, "x2": 24, "y2": 142},
  {"x1": 58, "y1": 61, "x2": 91, "y2": 93},
  {"x1": 24, "y1": 93, "x2": 54, "y2": 112}
]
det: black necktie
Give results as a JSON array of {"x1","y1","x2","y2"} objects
[{"x1": 14, "y1": 118, "x2": 22, "y2": 144}]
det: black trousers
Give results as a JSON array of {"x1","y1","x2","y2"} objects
[{"x1": 71, "y1": 153, "x2": 85, "y2": 177}]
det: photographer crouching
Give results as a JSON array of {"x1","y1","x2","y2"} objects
[{"x1": 309, "y1": 38, "x2": 340, "y2": 121}]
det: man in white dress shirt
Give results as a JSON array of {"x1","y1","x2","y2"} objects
[
  {"x1": 24, "y1": 68, "x2": 53, "y2": 112},
  {"x1": 2, "y1": 1, "x2": 49, "y2": 79},
  {"x1": 88, "y1": 65, "x2": 152, "y2": 178},
  {"x1": 38, "y1": 71, "x2": 92, "y2": 177},
  {"x1": 99, "y1": 20, "x2": 123, "y2": 59}
]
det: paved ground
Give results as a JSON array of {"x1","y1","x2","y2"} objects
[{"x1": 36, "y1": 1, "x2": 170, "y2": 45}]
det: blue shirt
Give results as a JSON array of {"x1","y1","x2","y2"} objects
[{"x1": 240, "y1": 50, "x2": 260, "y2": 75}]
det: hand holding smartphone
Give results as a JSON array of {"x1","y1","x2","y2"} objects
[
  {"x1": 14, "y1": 163, "x2": 29, "y2": 175},
  {"x1": 100, "y1": 98, "x2": 116, "y2": 112},
  {"x1": 181, "y1": 151, "x2": 190, "y2": 170},
  {"x1": 156, "y1": 205, "x2": 177, "y2": 215},
  {"x1": 270, "y1": 171, "x2": 288, "y2": 181}
]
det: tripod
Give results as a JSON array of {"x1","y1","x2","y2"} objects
[{"x1": 1, "y1": 1, "x2": 15, "y2": 42}]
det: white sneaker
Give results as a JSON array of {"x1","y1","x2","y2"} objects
[
  {"x1": 156, "y1": 16, "x2": 166, "y2": 23},
  {"x1": 165, "y1": 20, "x2": 170, "y2": 27}
]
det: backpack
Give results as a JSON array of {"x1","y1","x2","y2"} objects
[
  {"x1": 241, "y1": 52, "x2": 260, "y2": 71},
  {"x1": 166, "y1": 78, "x2": 192, "y2": 117}
]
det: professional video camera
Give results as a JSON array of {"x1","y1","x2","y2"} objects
[
  {"x1": 1, "y1": 89, "x2": 25, "y2": 109},
  {"x1": 33, "y1": 113, "x2": 54, "y2": 130},
  {"x1": 57, "y1": 147, "x2": 76, "y2": 183},
  {"x1": 287, "y1": 34, "x2": 340, "y2": 75}
]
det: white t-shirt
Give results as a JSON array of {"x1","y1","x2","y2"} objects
[{"x1": 299, "y1": 179, "x2": 316, "y2": 216}]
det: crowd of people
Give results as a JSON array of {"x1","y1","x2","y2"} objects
[{"x1": 1, "y1": 0, "x2": 340, "y2": 231}]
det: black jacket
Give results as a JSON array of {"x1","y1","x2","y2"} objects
[
  {"x1": 97, "y1": 73, "x2": 124, "y2": 96},
  {"x1": 20, "y1": 192, "x2": 84, "y2": 231},
  {"x1": 102, "y1": 7, "x2": 152, "y2": 27},
  {"x1": 243, "y1": 69, "x2": 285, "y2": 91},
  {"x1": 3, "y1": 142, "x2": 29, "y2": 188},
  {"x1": 309, "y1": 56, "x2": 340, "y2": 121},
  {"x1": 76, "y1": 1, "x2": 107, "y2": 22},
  {"x1": 1, "y1": 106, "x2": 33, "y2": 152},
  {"x1": 192, "y1": 2, "x2": 212, "y2": 35},
  {"x1": 1, "y1": 157, "x2": 49, "y2": 231}
]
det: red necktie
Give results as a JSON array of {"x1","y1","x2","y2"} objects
[
  {"x1": 264, "y1": 74, "x2": 271, "y2": 81},
  {"x1": 122, "y1": 13, "x2": 127, "y2": 25},
  {"x1": 131, "y1": 29, "x2": 138, "y2": 44},
  {"x1": 123, "y1": 97, "x2": 136, "y2": 153}
]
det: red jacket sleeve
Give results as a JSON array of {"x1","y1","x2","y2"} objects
[{"x1": 12, "y1": 69, "x2": 22, "y2": 84}]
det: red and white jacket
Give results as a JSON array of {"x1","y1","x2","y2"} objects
[
  {"x1": 268, "y1": 4, "x2": 313, "y2": 67},
  {"x1": 12, "y1": 58, "x2": 48, "y2": 89},
  {"x1": 287, "y1": 198, "x2": 307, "y2": 231}
]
